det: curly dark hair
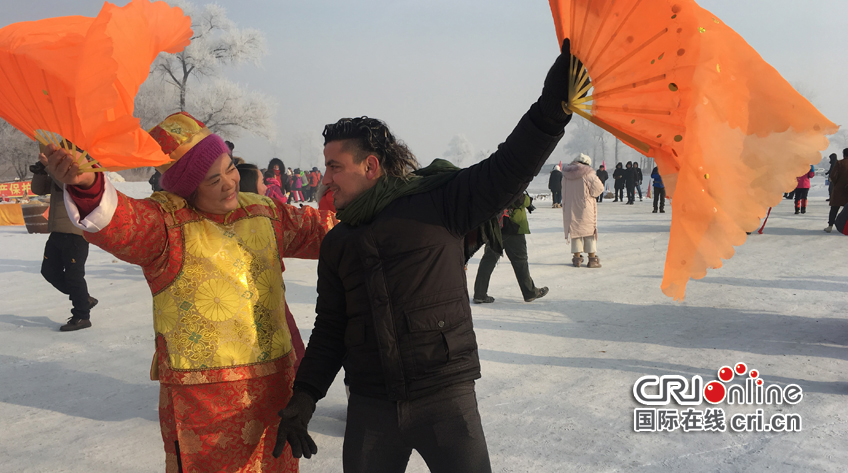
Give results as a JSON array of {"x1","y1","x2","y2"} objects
[{"x1": 322, "y1": 117, "x2": 419, "y2": 179}]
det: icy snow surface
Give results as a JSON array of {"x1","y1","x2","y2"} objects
[{"x1": 1, "y1": 179, "x2": 846, "y2": 472}]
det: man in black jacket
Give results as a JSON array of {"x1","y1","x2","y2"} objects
[
  {"x1": 548, "y1": 164, "x2": 562, "y2": 207},
  {"x1": 624, "y1": 161, "x2": 636, "y2": 204},
  {"x1": 612, "y1": 162, "x2": 624, "y2": 202},
  {"x1": 596, "y1": 164, "x2": 608, "y2": 202},
  {"x1": 633, "y1": 162, "x2": 643, "y2": 201},
  {"x1": 273, "y1": 41, "x2": 577, "y2": 472}
]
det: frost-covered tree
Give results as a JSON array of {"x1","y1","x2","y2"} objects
[
  {"x1": 135, "y1": 0, "x2": 275, "y2": 141},
  {"x1": 443, "y1": 134, "x2": 475, "y2": 168},
  {"x1": 290, "y1": 131, "x2": 324, "y2": 170},
  {"x1": 564, "y1": 119, "x2": 611, "y2": 163},
  {"x1": 0, "y1": 119, "x2": 37, "y2": 180}
]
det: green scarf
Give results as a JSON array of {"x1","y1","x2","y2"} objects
[{"x1": 335, "y1": 159, "x2": 503, "y2": 260}]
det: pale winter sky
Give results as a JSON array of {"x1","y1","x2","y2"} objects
[{"x1": 3, "y1": 1, "x2": 846, "y2": 169}]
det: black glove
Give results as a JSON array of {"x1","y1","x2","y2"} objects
[
  {"x1": 29, "y1": 161, "x2": 47, "y2": 175},
  {"x1": 539, "y1": 38, "x2": 583, "y2": 124},
  {"x1": 273, "y1": 389, "x2": 318, "y2": 459}
]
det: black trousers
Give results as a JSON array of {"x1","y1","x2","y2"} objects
[
  {"x1": 794, "y1": 188, "x2": 809, "y2": 209},
  {"x1": 653, "y1": 187, "x2": 666, "y2": 211},
  {"x1": 626, "y1": 185, "x2": 635, "y2": 203},
  {"x1": 551, "y1": 190, "x2": 562, "y2": 204},
  {"x1": 473, "y1": 233, "x2": 537, "y2": 300},
  {"x1": 829, "y1": 206, "x2": 841, "y2": 225},
  {"x1": 597, "y1": 189, "x2": 605, "y2": 202},
  {"x1": 344, "y1": 382, "x2": 492, "y2": 473},
  {"x1": 614, "y1": 186, "x2": 623, "y2": 201},
  {"x1": 41, "y1": 232, "x2": 91, "y2": 319}
]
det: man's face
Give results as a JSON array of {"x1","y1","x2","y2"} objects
[
  {"x1": 323, "y1": 140, "x2": 377, "y2": 209},
  {"x1": 194, "y1": 153, "x2": 240, "y2": 214}
]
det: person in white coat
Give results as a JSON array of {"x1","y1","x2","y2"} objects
[{"x1": 562, "y1": 154, "x2": 604, "y2": 268}]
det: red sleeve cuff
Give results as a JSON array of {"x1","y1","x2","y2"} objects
[{"x1": 66, "y1": 173, "x2": 105, "y2": 219}]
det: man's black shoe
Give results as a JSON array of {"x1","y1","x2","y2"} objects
[
  {"x1": 60, "y1": 317, "x2": 92, "y2": 332},
  {"x1": 88, "y1": 297, "x2": 99, "y2": 310},
  {"x1": 525, "y1": 287, "x2": 549, "y2": 302},
  {"x1": 473, "y1": 296, "x2": 495, "y2": 304}
]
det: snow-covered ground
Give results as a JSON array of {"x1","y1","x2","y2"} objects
[{"x1": 1, "y1": 179, "x2": 846, "y2": 472}]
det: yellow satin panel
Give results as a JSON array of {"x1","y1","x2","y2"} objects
[{"x1": 152, "y1": 207, "x2": 292, "y2": 371}]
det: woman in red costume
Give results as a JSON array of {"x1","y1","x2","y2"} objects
[{"x1": 42, "y1": 112, "x2": 336, "y2": 473}]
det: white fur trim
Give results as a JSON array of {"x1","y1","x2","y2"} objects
[{"x1": 64, "y1": 178, "x2": 119, "y2": 233}]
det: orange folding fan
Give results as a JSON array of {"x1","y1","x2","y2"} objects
[
  {"x1": 0, "y1": 0, "x2": 192, "y2": 171},
  {"x1": 549, "y1": 0, "x2": 838, "y2": 300}
]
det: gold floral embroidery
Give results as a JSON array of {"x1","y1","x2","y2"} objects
[
  {"x1": 245, "y1": 458, "x2": 264, "y2": 473},
  {"x1": 240, "y1": 224, "x2": 271, "y2": 251},
  {"x1": 182, "y1": 371, "x2": 209, "y2": 384},
  {"x1": 159, "y1": 386, "x2": 171, "y2": 409},
  {"x1": 213, "y1": 341, "x2": 255, "y2": 366},
  {"x1": 238, "y1": 390, "x2": 255, "y2": 407},
  {"x1": 195, "y1": 279, "x2": 240, "y2": 322},
  {"x1": 241, "y1": 420, "x2": 265, "y2": 445},
  {"x1": 156, "y1": 199, "x2": 293, "y2": 374},
  {"x1": 172, "y1": 314, "x2": 219, "y2": 368},
  {"x1": 185, "y1": 223, "x2": 223, "y2": 258},
  {"x1": 153, "y1": 293, "x2": 179, "y2": 333},
  {"x1": 173, "y1": 397, "x2": 191, "y2": 417},
  {"x1": 177, "y1": 429, "x2": 203, "y2": 454},
  {"x1": 255, "y1": 270, "x2": 282, "y2": 310},
  {"x1": 224, "y1": 370, "x2": 244, "y2": 382},
  {"x1": 215, "y1": 432, "x2": 233, "y2": 449},
  {"x1": 165, "y1": 453, "x2": 180, "y2": 473},
  {"x1": 271, "y1": 330, "x2": 292, "y2": 359}
]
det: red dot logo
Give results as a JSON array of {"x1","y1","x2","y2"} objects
[
  {"x1": 704, "y1": 381, "x2": 726, "y2": 404},
  {"x1": 718, "y1": 366, "x2": 734, "y2": 382},
  {"x1": 749, "y1": 370, "x2": 759, "y2": 378},
  {"x1": 757, "y1": 379, "x2": 763, "y2": 386},
  {"x1": 735, "y1": 363, "x2": 747, "y2": 375}
]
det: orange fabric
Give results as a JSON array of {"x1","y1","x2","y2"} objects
[
  {"x1": 0, "y1": 0, "x2": 192, "y2": 171},
  {"x1": 0, "y1": 204, "x2": 24, "y2": 226},
  {"x1": 549, "y1": 0, "x2": 837, "y2": 300}
]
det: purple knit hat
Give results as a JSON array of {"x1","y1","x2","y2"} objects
[{"x1": 160, "y1": 133, "x2": 231, "y2": 199}]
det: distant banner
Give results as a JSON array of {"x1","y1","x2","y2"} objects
[{"x1": 0, "y1": 181, "x2": 37, "y2": 198}]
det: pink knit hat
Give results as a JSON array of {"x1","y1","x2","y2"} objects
[{"x1": 160, "y1": 133, "x2": 231, "y2": 198}]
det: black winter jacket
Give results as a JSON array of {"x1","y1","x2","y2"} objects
[
  {"x1": 295, "y1": 106, "x2": 566, "y2": 401},
  {"x1": 548, "y1": 169, "x2": 563, "y2": 192},
  {"x1": 624, "y1": 168, "x2": 636, "y2": 186},
  {"x1": 596, "y1": 169, "x2": 608, "y2": 184},
  {"x1": 613, "y1": 167, "x2": 624, "y2": 189}
]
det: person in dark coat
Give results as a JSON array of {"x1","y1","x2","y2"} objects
[
  {"x1": 825, "y1": 149, "x2": 848, "y2": 233},
  {"x1": 624, "y1": 161, "x2": 636, "y2": 204},
  {"x1": 596, "y1": 164, "x2": 608, "y2": 202},
  {"x1": 651, "y1": 166, "x2": 665, "y2": 213},
  {"x1": 612, "y1": 162, "x2": 624, "y2": 202},
  {"x1": 148, "y1": 169, "x2": 162, "y2": 192},
  {"x1": 826, "y1": 153, "x2": 838, "y2": 201},
  {"x1": 633, "y1": 162, "x2": 643, "y2": 201},
  {"x1": 31, "y1": 144, "x2": 97, "y2": 331},
  {"x1": 548, "y1": 164, "x2": 563, "y2": 207},
  {"x1": 273, "y1": 42, "x2": 578, "y2": 471}
]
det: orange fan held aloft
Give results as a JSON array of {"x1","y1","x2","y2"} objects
[
  {"x1": 0, "y1": 0, "x2": 192, "y2": 172},
  {"x1": 549, "y1": 0, "x2": 838, "y2": 300}
]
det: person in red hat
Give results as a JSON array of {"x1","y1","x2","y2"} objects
[{"x1": 41, "y1": 111, "x2": 336, "y2": 473}]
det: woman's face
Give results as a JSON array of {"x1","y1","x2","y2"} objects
[
  {"x1": 194, "y1": 153, "x2": 240, "y2": 214},
  {"x1": 272, "y1": 164, "x2": 279, "y2": 171},
  {"x1": 256, "y1": 171, "x2": 267, "y2": 196}
]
